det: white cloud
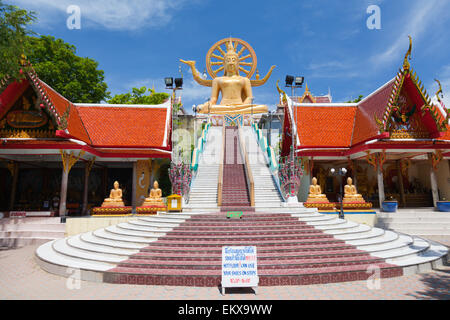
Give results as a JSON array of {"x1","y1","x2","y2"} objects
[
  {"x1": 371, "y1": 0, "x2": 449, "y2": 66},
  {"x1": 10, "y1": 0, "x2": 190, "y2": 30}
]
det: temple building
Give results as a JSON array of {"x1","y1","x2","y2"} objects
[
  {"x1": 0, "y1": 66, "x2": 173, "y2": 217},
  {"x1": 280, "y1": 49, "x2": 450, "y2": 209}
]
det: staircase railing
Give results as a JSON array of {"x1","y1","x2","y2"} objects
[
  {"x1": 238, "y1": 122, "x2": 255, "y2": 207},
  {"x1": 250, "y1": 121, "x2": 286, "y2": 202},
  {"x1": 217, "y1": 122, "x2": 225, "y2": 206}
]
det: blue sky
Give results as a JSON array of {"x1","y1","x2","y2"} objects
[{"x1": 8, "y1": 0, "x2": 450, "y2": 112}]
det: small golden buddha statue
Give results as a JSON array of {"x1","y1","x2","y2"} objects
[
  {"x1": 306, "y1": 177, "x2": 329, "y2": 203},
  {"x1": 181, "y1": 40, "x2": 268, "y2": 115},
  {"x1": 142, "y1": 181, "x2": 165, "y2": 207},
  {"x1": 343, "y1": 177, "x2": 365, "y2": 203},
  {"x1": 102, "y1": 181, "x2": 125, "y2": 207}
]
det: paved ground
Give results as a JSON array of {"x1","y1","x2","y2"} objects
[{"x1": 0, "y1": 245, "x2": 449, "y2": 300}]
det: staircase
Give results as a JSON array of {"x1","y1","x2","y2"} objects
[
  {"x1": 35, "y1": 211, "x2": 448, "y2": 286},
  {"x1": 376, "y1": 209, "x2": 450, "y2": 246},
  {"x1": 0, "y1": 217, "x2": 65, "y2": 249},
  {"x1": 221, "y1": 126, "x2": 252, "y2": 209},
  {"x1": 184, "y1": 126, "x2": 223, "y2": 213},
  {"x1": 242, "y1": 126, "x2": 284, "y2": 209}
]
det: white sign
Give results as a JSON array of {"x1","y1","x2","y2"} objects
[
  {"x1": 221, "y1": 246, "x2": 258, "y2": 294},
  {"x1": 9, "y1": 211, "x2": 26, "y2": 218},
  {"x1": 171, "y1": 199, "x2": 178, "y2": 208}
]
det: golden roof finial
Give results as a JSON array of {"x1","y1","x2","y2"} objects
[
  {"x1": 435, "y1": 79, "x2": 443, "y2": 103},
  {"x1": 304, "y1": 82, "x2": 310, "y2": 93},
  {"x1": 403, "y1": 35, "x2": 412, "y2": 70}
]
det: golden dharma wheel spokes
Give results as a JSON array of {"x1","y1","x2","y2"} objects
[{"x1": 206, "y1": 37, "x2": 257, "y2": 79}]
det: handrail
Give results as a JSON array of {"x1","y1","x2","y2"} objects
[
  {"x1": 237, "y1": 122, "x2": 255, "y2": 207},
  {"x1": 250, "y1": 121, "x2": 286, "y2": 202},
  {"x1": 217, "y1": 121, "x2": 225, "y2": 206}
]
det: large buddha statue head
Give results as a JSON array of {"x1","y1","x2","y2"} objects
[
  {"x1": 311, "y1": 177, "x2": 318, "y2": 185},
  {"x1": 347, "y1": 177, "x2": 353, "y2": 185},
  {"x1": 224, "y1": 40, "x2": 239, "y2": 76}
]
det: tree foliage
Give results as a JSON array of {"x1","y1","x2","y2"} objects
[
  {"x1": 0, "y1": 1, "x2": 36, "y2": 80},
  {"x1": 25, "y1": 35, "x2": 110, "y2": 103},
  {"x1": 346, "y1": 95, "x2": 364, "y2": 103},
  {"x1": 107, "y1": 86, "x2": 169, "y2": 105}
]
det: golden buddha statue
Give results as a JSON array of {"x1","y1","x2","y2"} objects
[
  {"x1": 343, "y1": 177, "x2": 365, "y2": 203},
  {"x1": 102, "y1": 181, "x2": 125, "y2": 207},
  {"x1": 306, "y1": 177, "x2": 329, "y2": 203},
  {"x1": 142, "y1": 181, "x2": 165, "y2": 207},
  {"x1": 180, "y1": 38, "x2": 275, "y2": 115}
]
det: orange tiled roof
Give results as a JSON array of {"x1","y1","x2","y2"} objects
[
  {"x1": 295, "y1": 106, "x2": 357, "y2": 147},
  {"x1": 76, "y1": 106, "x2": 169, "y2": 148}
]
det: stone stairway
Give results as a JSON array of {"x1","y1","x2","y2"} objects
[
  {"x1": 184, "y1": 126, "x2": 223, "y2": 213},
  {"x1": 0, "y1": 217, "x2": 65, "y2": 248},
  {"x1": 376, "y1": 208, "x2": 450, "y2": 246},
  {"x1": 221, "y1": 126, "x2": 251, "y2": 209},
  {"x1": 35, "y1": 211, "x2": 448, "y2": 286},
  {"x1": 242, "y1": 126, "x2": 284, "y2": 209}
]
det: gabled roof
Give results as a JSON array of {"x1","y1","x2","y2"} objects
[
  {"x1": 75, "y1": 102, "x2": 171, "y2": 148},
  {"x1": 351, "y1": 78, "x2": 396, "y2": 145},
  {"x1": 282, "y1": 38, "x2": 449, "y2": 155},
  {"x1": 0, "y1": 65, "x2": 172, "y2": 157}
]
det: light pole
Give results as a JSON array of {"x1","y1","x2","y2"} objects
[
  {"x1": 268, "y1": 110, "x2": 276, "y2": 148},
  {"x1": 285, "y1": 75, "x2": 304, "y2": 165},
  {"x1": 164, "y1": 77, "x2": 183, "y2": 164},
  {"x1": 330, "y1": 167, "x2": 347, "y2": 219}
]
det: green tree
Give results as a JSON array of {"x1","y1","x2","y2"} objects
[
  {"x1": 107, "y1": 86, "x2": 169, "y2": 105},
  {"x1": 346, "y1": 95, "x2": 364, "y2": 103},
  {"x1": 25, "y1": 35, "x2": 109, "y2": 103},
  {"x1": 0, "y1": 1, "x2": 36, "y2": 80}
]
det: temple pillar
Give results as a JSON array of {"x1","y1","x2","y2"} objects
[
  {"x1": 377, "y1": 166, "x2": 385, "y2": 208},
  {"x1": 132, "y1": 161, "x2": 137, "y2": 212},
  {"x1": 396, "y1": 160, "x2": 406, "y2": 207},
  {"x1": 59, "y1": 168, "x2": 69, "y2": 217},
  {"x1": 430, "y1": 169, "x2": 439, "y2": 208},
  {"x1": 59, "y1": 150, "x2": 85, "y2": 218},
  {"x1": 81, "y1": 157, "x2": 95, "y2": 215},
  {"x1": 8, "y1": 161, "x2": 19, "y2": 211}
]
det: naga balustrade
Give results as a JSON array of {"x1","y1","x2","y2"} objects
[{"x1": 278, "y1": 148, "x2": 304, "y2": 200}]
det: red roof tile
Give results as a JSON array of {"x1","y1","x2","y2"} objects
[
  {"x1": 295, "y1": 106, "x2": 357, "y2": 147},
  {"x1": 38, "y1": 80, "x2": 92, "y2": 144},
  {"x1": 76, "y1": 106, "x2": 169, "y2": 148},
  {"x1": 351, "y1": 79, "x2": 395, "y2": 145}
]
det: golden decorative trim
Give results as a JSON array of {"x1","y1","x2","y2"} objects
[
  {"x1": 0, "y1": 128, "x2": 55, "y2": 138},
  {"x1": 86, "y1": 156, "x2": 96, "y2": 174},
  {"x1": 390, "y1": 130, "x2": 429, "y2": 139},
  {"x1": 6, "y1": 161, "x2": 17, "y2": 176},
  {"x1": 429, "y1": 150, "x2": 443, "y2": 171},
  {"x1": 60, "y1": 150, "x2": 85, "y2": 173}
]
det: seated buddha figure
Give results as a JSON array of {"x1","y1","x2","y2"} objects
[
  {"x1": 343, "y1": 177, "x2": 365, "y2": 203},
  {"x1": 306, "y1": 177, "x2": 329, "y2": 203},
  {"x1": 142, "y1": 181, "x2": 165, "y2": 207},
  {"x1": 102, "y1": 181, "x2": 125, "y2": 207},
  {"x1": 181, "y1": 40, "x2": 268, "y2": 115}
]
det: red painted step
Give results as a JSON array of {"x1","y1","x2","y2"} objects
[{"x1": 104, "y1": 212, "x2": 403, "y2": 286}]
